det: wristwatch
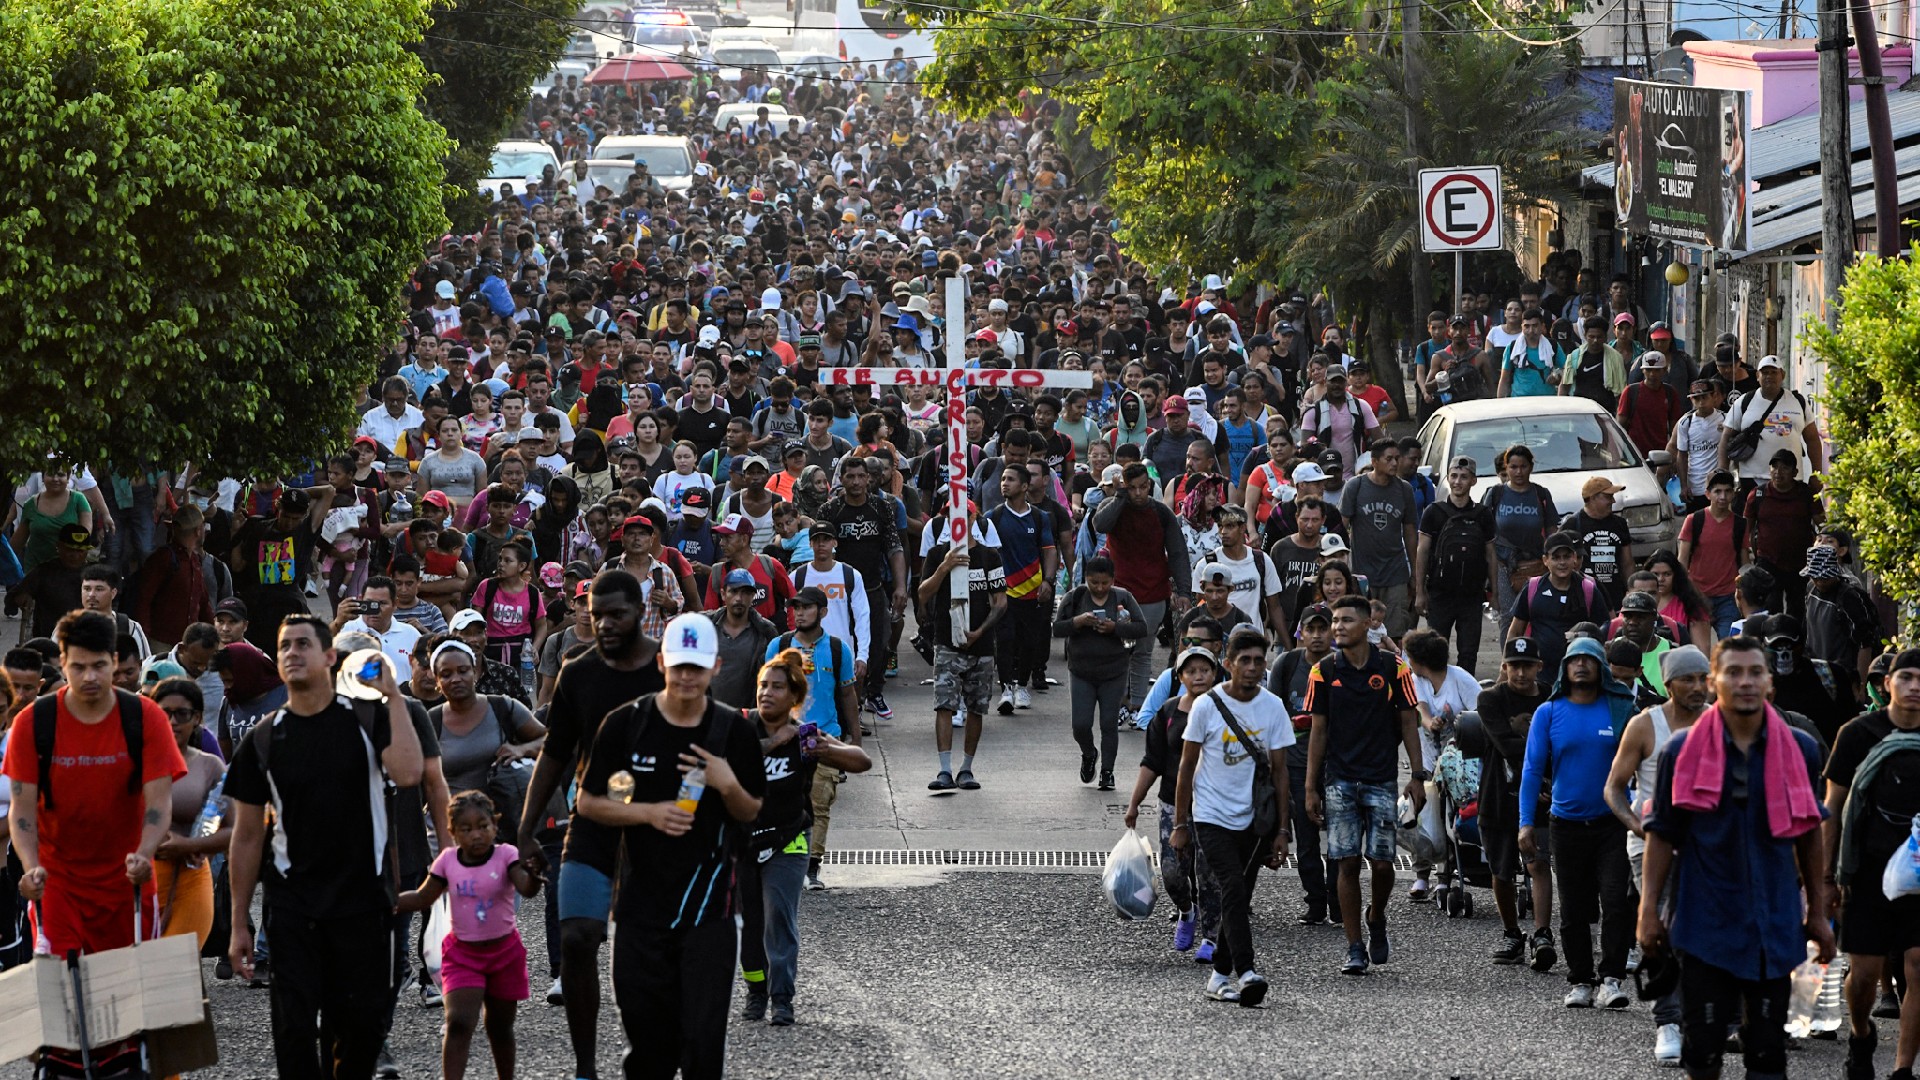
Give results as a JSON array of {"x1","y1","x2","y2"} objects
[{"x1": 1410, "y1": 769, "x2": 1432, "y2": 781}]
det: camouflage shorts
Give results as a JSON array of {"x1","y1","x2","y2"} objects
[{"x1": 933, "y1": 647, "x2": 997, "y2": 715}]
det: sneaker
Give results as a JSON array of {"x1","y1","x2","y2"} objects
[
  {"x1": 956, "y1": 770, "x2": 980, "y2": 790},
  {"x1": 1890, "y1": 1069, "x2": 1916, "y2": 1080},
  {"x1": 1014, "y1": 686, "x2": 1032, "y2": 710},
  {"x1": 769, "y1": 1000, "x2": 795, "y2": 1027},
  {"x1": 1409, "y1": 879, "x2": 1432, "y2": 904},
  {"x1": 1367, "y1": 919, "x2": 1390, "y2": 965},
  {"x1": 741, "y1": 984, "x2": 768, "y2": 1021},
  {"x1": 375, "y1": 1047, "x2": 401, "y2": 1080},
  {"x1": 1080, "y1": 751, "x2": 1096, "y2": 784},
  {"x1": 249, "y1": 959, "x2": 271, "y2": 989},
  {"x1": 214, "y1": 958, "x2": 233, "y2": 981},
  {"x1": 420, "y1": 979, "x2": 443, "y2": 1008},
  {"x1": 1045, "y1": 676, "x2": 1060, "y2": 686},
  {"x1": 997, "y1": 686, "x2": 1015, "y2": 716},
  {"x1": 546, "y1": 976, "x2": 565, "y2": 1006},
  {"x1": 1846, "y1": 1021, "x2": 1877, "y2": 1080},
  {"x1": 1117, "y1": 706, "x2": 1134, "y2": 730},
  {"x1": 1654, "y1": 1023, "x2": 1682, "y2": 1067},
  {"x1": 1342, "y1": 942, "x2": 1369, "y2": 975},
  {"x1": 1193, "y1": 940, "x2": 1216, "y2": 964},
  {"x1": 1235, "y1": 971, "x2": 1269, "y2": 1008},
  {"x1": 804, "y1": 869, "x2": 826, "y2": 891},
  {"x1": 1204, "y1": 971, "x2": 1241, "y2": 1002},
  {"x1": 1529, "y1": 928, "x2": 1558, "y2": 973},
  {"x1": 1097, "y1": 771, "x2": 1116, "y2": 791},
  {"x1": 1563, "y1": 983, "x2": 1597, "y2": 1008},
  {"x1": 1875, "y1": 987, "x2": 1903, "y2": 1019},
  {"x1": 1490, "y1": 931, "x2": 1526, "y2": 965},
  {"x1": 1598, "y1": 976, "x2": 1631, "y2": 1008},
  {"x1": 867, "y1": 693, "x2": 894, "y2": 720},
  {"x1": 1297, "y1": 906, "x2": 1329, "y2": 926},
  {"x1": 1626, "y1": 944, "x2": 1643, "y2": 973},
  {"x1": 1173, "y1": 910, "x2": 1196, "y2": 952},
  {"x1": 928, "y1": 770, "x2": 957, "y2": 791}
]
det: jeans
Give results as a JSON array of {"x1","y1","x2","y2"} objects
[
  {"x1": 1707, "y1": 593, "x2": 1738, "y2": 642},
  {"x1": 612, "y1": 916, "x2": 736, "y2": 1080},
  {"x1": 1286, "y1": 759, "x2": 1334, "y2": 914},
  {"x1": 1550, "y1": 815, "x2": 1632, "y2": 984},
  {"x1": 1157, "y1": 802, "x2": 1221, "y2": 941},
  {"x1": 1680, "y1": 951, "x2": 1789, "y2": 1078},
  {"x1": 541, "y1": 832, "x2": 565, "y2": 977},
  {"x1": 1424, "y1": 594, "x2": 1486, "y2": 678},
  {"x1": 1124, "y1": 600, "x2": 1167, "y2": 708},
  {"x1": 1195, "y1": 823, "x2": 1269, "y2": 977},
  {"x1": 1493, "y1": 555, "x2": 1521, "y2": 641},
  {"x1": 996, "y1": 596, "x2": 1049, "y2": 687},
  {"x1": 265, "y1": 907, "x2": 395, "y2": 1080},
  {"x1": 738, "y1": 848, "x2": 808, "y2": 1004},
  {"x1": 860, "y1": 585, "x2": 889, "y2": 696},
  {"x1": 1070, "y1": 672, "x2": 1125, "y2": 774}
]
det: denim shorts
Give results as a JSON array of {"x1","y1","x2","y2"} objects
[
  {"x1": 1323, "y1": 780, "x2": 1398, "y2": 863},
  {"x1": 556, "y1": 860, "x2": 614, "y2": 923}
]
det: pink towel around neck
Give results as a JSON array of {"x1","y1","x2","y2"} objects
[{"x1": 1671, "y1": 703, "x2": 1821, "y2": 839}]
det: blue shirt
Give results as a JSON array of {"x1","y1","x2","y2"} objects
[
  {"x1": 1216, "y1": 417, "x2": 1261, "y2": 484},
  {"x1": 397, "y1": 363, "x2": 446, "y2": 400},
  {"x1": 764, "y1": 632, "x2": 856, "y2": 738},
  {"x1": 1502, "y1": 339, "x2": 1564, "y2": 397},
  {"x1": 1519, "y1": 696, "x2": 1620, "y2": 826},
  {"x1": 1644, "y1": 724, "x2": 1826, "y2": 980}
]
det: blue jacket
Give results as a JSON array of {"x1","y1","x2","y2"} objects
[{"x1": 1518, "y1": 636, "x2": 1638, "y2": 826}]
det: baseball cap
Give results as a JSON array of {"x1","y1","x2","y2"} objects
[
  {"x1": 1200, "y1": 566, "x2": 1234, "y2": 587},
  {"x1": 1299, "y1": 602, "x2": 1333, "y2": 627},
  {"x1": 574, "y1": 580, "x2": 594, "y2": 599},
  {"x1": 1173, "y1": 645, "x2": 1220, "y2": 673},
  {"x1": 1640, "y1": 350, "x2": 1669, "y2": 370},
  {"x1": 1448, "y1": 454, "x2": 1479, "y2": 474},
  {"x1": 1756, "y1": 354, "x2": 1784, "y2": 371},
  {"x1": 1448, "y1": 314, "x2": 1470, "y2": 327},
  {"x1": 733, "y1": 454, "x2": 770, "y2": 473},
  {"x1": 58, "y1": 524, "x2": 92, "y2": 549},
  {"x1": 798, "y1": 334, "x2": 821, "y2": 349},
  {"x1": 681, "y1": 488, "x2": 711, "y2": 516},
  {"x1": 420, "y1": 490, "x2": 452, "y2": 511},
  {"x1": 810, "y1": 520, "x2": 839, "y2": 540},
  {"x1": 214, "y1": 597, "x2": 250, "y2": 621},
  {"x1": 384, "y1": 458, "x2": 411, "y2": 475},
  {"x1": 1581, "y1": 476, "x2": 1626, "y2": 499},
  {"x1": 539, "y1": 562, "x2": 567, "y2": 589},
  {"x1": 713, "y1": 513, "x2": 753, "y2": 537},
  {"x1": 1318, "y1": 533, "x2": 1350, "y2": 557},
  {"x1": 1768, "y1": 448, "x2": 1799, "y2": 468},
  {"x1": 1648, "y1": 321, "x2": 1674, "y2": 338},
  {"x1": 793, "y1": 585, "x2": 830, "y2": 608},
  {"x1": 1161, "y1": 397, "x2": 1189, "y2": 415},
  {"x1": 1688, "y1": 380, "x2": 1713, "y2": 398},
  {"x1": 1620, "y1": 590, "x2": 1659, "y2": 614},
  {"x1": 450, "y1": 609, "x2": 487, "y2": 632},
  {"x1": 697, "y1": 324, "x2": 722, "y2": 347},
  {"x1": 661, "y1": 614, "x2": 719, "y2": 669},
  {"x1": 723, "y1": 568, "x2": 758, "y2": 591},
  {"x1": 1316, "y1": 448, "x2": 1343, "y2": 469},
  {"x1": 1612, "y1": 311, "x2": 1635, "y2": 327},
  {"x1": 1545, "y1": 530, "x2": 1580, "y2": 554},
  {"x1": 1291, "y1": 461, "x2": 1328, "y2": 484},
  {"x1": 1324, "y1": 366, "x2": 1349, "y2": 383},
  {"x1": 1100, "y1": 464, "x2": 1125, "y2": 484},
  {"x1": 782, "y1": 441, "x2": 808, "y2": 459},
  {"x1": 563, "y1": 560, "x2": 594, "y2": 579},
  {"x1": 1763, "y1": 613, "x2": 1804, "y2": 644},
  {"x1": 435, "y1": 280, "x2": 457, "y2": 299},
  {"x1": 1503, "y1": 637, "x2": 1542, "y2": 663},
  {"x1": 613, "y1": 512, "x2": 657, "y2": 541}
]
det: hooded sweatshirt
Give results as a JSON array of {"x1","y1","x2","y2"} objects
[
  {"x1": 1107, "y1": 390, "x2": 1152, "y2": 452},
  {"x1": 1518, "y1": 636, "x2": 1638, "y2": 826},
  {"x1": 1052, "y1": 583, "x2": 1149, "y2": 681}
]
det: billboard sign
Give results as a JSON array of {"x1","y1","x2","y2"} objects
[{"x1": 1611, "y1": 78, "x2": 1751, "y2": 252}]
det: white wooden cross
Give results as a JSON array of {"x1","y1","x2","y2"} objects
[{"x1": 823, "y1": 273, "x2": 1093, "y2": 644}]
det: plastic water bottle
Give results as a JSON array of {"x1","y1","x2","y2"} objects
[
  {"x1": 187, "y1": 776, "x2": 225, "y2": 870},
  {"x1": 1786, "y1": 942, "x2": 1826, "y2": 1038},
  {"x1": 675, "y1": 765, "x2": 707, "y2": 813},
  {"x1": 1812, "y1": 952, "x2": 1849, "y2": 1035},
  {"x1": 607, "y1": 770, "x2": 635, "y2": 804},
  {"x1": 519, "y1": 645, "x2": 536, "y2": 695},
  {"x1": 391, "y1": 488, "x2": 412, "y2": 521}
]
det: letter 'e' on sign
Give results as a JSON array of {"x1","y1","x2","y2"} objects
[{"x1": 1418, "y1": 167, "x2": 1504, "y2": 253}]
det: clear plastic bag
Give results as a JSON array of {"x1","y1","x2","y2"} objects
[
  {"x1": 1102, "y1": 829, "x2": 1159, "y2": 921},
  {"x1": 1882, "y1": 815, "x2": 1920, "y2": 900},
  {"x1": 422, "y1": 894, "x2": 454, "y2": 988}
]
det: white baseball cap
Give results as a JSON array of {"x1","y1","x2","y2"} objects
[
  {"x1": 662, "y1": 613, "x2": 719, "y2": 669},
  {"x1": 698, "y1": 324, "x2": 722, "y2": 346},
  {"x1": 450, "y1": 608, "x2": 486, "y2": 632},
  {"x1": 761, "y1": 287, "x2": 783, "y2": 311},
  {"x1": 1203, "y1": 273, "x2": 1226, "y2": 291},
  {"x1": 988, "y1": 298, "x2": 1009, "y2": 313},
  {"x1": 1292, "y1": 461, "x2": 1328, "y2": 484},
  {"x1": 1756, "y1": 353, "x2": 1784, "y2": 372}
]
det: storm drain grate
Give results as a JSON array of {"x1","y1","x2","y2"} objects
[{"x1": 820, "y1": 850, "x2": 1416, "y2": 871}]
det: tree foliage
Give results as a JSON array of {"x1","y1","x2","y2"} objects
[
  {"x1": 415, "y1": 0, "x2": 578, "y2": 230},
  {"x1": 1806, "y1": 250, "x2": 1920, "y2": 622},
  {"x1": 922, "y1": 0, "x2": 1593, "y2": 302},
  {"x1": 0, "y1": 0, "x2": 450, "y2": 481}
]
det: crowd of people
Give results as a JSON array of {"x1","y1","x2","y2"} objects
[{"x1": 0, "y1": 36, "x2": 1904, "y2": 1080}]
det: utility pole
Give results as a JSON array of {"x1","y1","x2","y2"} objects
[
  {"x1": 1404, "y1": 0, "x2": 1429, "y2": 334},
  {"x1": 1850, "y1": 0, "x2": 1900, "y2": 255},
  {"x1": 1819, "y1": 0, "x2": 1855, "y2": 328}
]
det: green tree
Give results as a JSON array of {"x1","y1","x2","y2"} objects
[
  {"x1": 1807, "y1": 249, "x2": 1920, "y2": 627},
  {"x1": 415, "y1": 0, "x2": 578, "y2": 230},
  {"x1": 0, "y1": 0, "x2": 449, "y2": 481}
]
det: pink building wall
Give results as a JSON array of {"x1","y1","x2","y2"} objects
[{"x1": 1684, "y1": 38, "x2": 1913, "y2": 126}]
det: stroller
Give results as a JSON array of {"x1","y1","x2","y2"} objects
[
  {"x1": 1450, "y1": 709, "x2": 1537, "y2": 923},
  {"x1": 1431, "y1": 739, "x2": 1486, "y2": 918}
]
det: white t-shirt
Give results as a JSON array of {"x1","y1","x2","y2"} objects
[
  {"x1": 652, "y1": 471, "x2": 715, "y2": 520},
  {"x1": 1182, "y1": 688, "x2": 1296, "y2": 831},
  {"x1": 1671, "y1": 410, "x2": 1725, "y2": 493},
  {"x1": 1485, "y1": 325, "x2": 1523, "y2": 352},
  {"x1": 1191, "y1": 546, "x2": 1284, "y2": 628},
  {"x1": 1413, "y1": 664, "x2": 1481, "y2": 770}
]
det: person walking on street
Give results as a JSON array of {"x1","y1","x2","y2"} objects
[
  {"x1": 1127, "y1": 641, "x2": 1227, "y2": 963},
  {"x1": 1415, "y1": 455, "x2": 1498, "y2": 677},
  {"x1": 820, "y1": 458, "x2": 907, "y2": 720},
  {"x1": 1640, "y1": 637, "x2": 1831, "y2": 1080},
  {"x1": 1054, "y1": 555, "x2": 1148, "y2": 790},
  {"x1": 1477, "y1": 637, "x2": 1557, "y2": 971},
  {"x1": 1172, "y1": 625, "x2": 1293, "y2": 1006},
  {"x1": 1092, "y1": 463, "x2": 1192, "y2": 726},
  {"x1": 1483, "y1": 445, "x2": 1558, "y2": 641},
  {"x1": 1677, "y1": 471, "x2": 1744, "y2": 640},
  {"x1": 1603, "y1": 645, "x2": 1711, "y2": 1067},
  {"x1": 1519, "y1": 635, "x2": 1637, "y2": 1009},
  {"x1": 224, "y1": 615, "x2": 425, "y2": 1080},
  {"x1": 1305, "y1": 595, "x2": 1425, "y2": 975},
  {"x1": 761, "y1": 586, "x2": 861, "y2": 892},
  {"x1": 1744, "y1": 449, "x2": 1823, "y2": 622},
  {"x1": 989, "y1": 464, "x2": 1058, "y2": 715},
  {"x1": 1270, "y1": 603, "x2": 1340, "y2": 924},
  {"x1": 575, "y1": 613, "x2": 765, "y2": 1080},
  {"x1": 920, "y1": 502, "x2": 1008, "y2": 792},
  {"x1": 1338, "y1": 439, "x2": 1417, "y2": 638}
]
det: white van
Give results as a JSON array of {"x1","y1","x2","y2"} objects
[{"x1": 590, "y1": 135, "x2": 699, "y2": 192}]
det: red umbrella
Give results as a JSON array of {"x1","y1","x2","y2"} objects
[{"x1": 586, "y1": 58, "x2": 695, "y2": 84}]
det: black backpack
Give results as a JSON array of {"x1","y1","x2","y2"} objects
[
  {"x1": 33, "y1": 690, "x2": 144, "y2": 810},
  {"x1": 1428, "y1": 502, "x2": 1491, "y2": 595}
]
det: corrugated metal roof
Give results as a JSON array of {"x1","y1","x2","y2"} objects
[
  {"x1": 1746, "y1": 157, "x2": 1920, "y2": 253},
  {"x1": 1581, "y1": 87, "x2": 1920, "y2": 188}
]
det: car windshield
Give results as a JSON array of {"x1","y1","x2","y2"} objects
[
  {"x1": 713, "y1": 47, "x2": 781, "y2": 67},
  {"x1": 490, "y1": 150, "x2": 553, "y2": 178},
  {"x1": 621, "y1": 147, "x2": 691, "y2": 176},
  {"x1": 1452, "y1": 413, "x2": 1643, "y2": 477},
  {"x1": 632, "y1": 24, "x2": 696, "y2": 49}
]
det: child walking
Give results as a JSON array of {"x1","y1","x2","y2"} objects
[{"x1": 397, "y1": 791, "x2": 542, "y2": 1080}]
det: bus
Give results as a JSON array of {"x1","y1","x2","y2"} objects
[{"x1": 790, "y1": 0, "x2": 935, "y2": 70}]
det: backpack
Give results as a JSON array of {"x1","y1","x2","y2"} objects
[
  {"x1": 33, "y1": 690, "x2": 144, "y2": 810},
  {"x1": 247, "y1": 696, "x2": 401, "y2": 902},
  {"x1": 1305, "y1": 397, "x2": 1368, "y2": 459},
  {"x1": 1680, "y1": 509, "x2": 1747, "y2": 557},
  {"x1": 1427, "y1": 502, "x2": 1491, "y2": 594},
  {"x1": 1522, "y1": 573, "x2": 1599, "y2": 623},
  {"x1": 773, "y1": 630, "x2": 849, "y2": 687}
]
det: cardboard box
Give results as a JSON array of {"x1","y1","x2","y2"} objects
[{"x1": 0, "y1": 935, "x2": 207, "y2": 1065}]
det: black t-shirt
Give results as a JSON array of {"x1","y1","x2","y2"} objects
[
  {"x1": 394, "y1": 698, "x2": 443, "y2": 886},
  {"x1": 1825, "y1": 709, "x2": 1920, "y2": 856},
  {"x1": 579, "y1": 696, "x2": 765, "y2": 928},
  {"x1": 1476, "y1": 682, "x2": 1550, "y2": 830},
  {"x1": 223, "y1": 697, "x2": 396, "y2": 919},
  {"x1": 678, "y1": 401, "x2": 732, "y2": 458},
  {"x1": 1509, "y1": 575, "x2": 1600, "y2": 672},
  {"x1": 545, "y1": 644, "x2": 665, "y2": 874},
  {"x1": 1561, "y1": 510, "x2": 1632, "y2": 611},
  {"x1": 746, "y1": 711, "x2": 817, "y2": 853},
  {"x1": 924, "y1": 541, "x2": 1006, "y2": 657},
  {"x1": 232, "y1": 516, "x2": 315, "y2": 601},
  {"x1": 1305, "y1": 645, "x2": 1419, "y2": 785},
  {"x1": 1267, "y1": 536, "x2": 1326, "y2": 623},
  {"x1": 822, "y1": 494, "x2": 900, "y2": 586}
]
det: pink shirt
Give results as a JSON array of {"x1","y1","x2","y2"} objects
[{"x1": 430, "y1": 842, "x2": 520, "y2": 942}]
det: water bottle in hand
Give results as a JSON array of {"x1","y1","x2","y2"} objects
[{"x1": 1786, "y1": 942, "x2": 1826, "y2": 1038}]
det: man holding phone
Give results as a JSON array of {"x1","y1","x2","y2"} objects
[
  {"x1": 333, "y1": 575, "x2": 423, "y2": 684},
  {"x1": 764, "y1": 587, "x2": 860, "y2": 892}
]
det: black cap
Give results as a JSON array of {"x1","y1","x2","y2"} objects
[
  {"x1": 1299, "y1": 602, "x2": 1332, "y2": 627},
  {"x1": 793, "y1": 585, "x2": 830, "y2": 608},
  {"x1": 1448, "y1": 313, "x2": 1469, "y2": 326},
  {"x1": 1620, "y1": 591, "x2": 1659, "y2": 614},
  {"x1": 214, "y1": 597, "x2": 249, "y2": 620},
  {"x1": 811, "y1": 520, "x2": 839, "y2": 540},
  {"x1": 1763, "y1": 613, "x2": 1804, "y2": 644},
  {"x1": 1545, "y1": 530, "x2": 1580, "y2": 554},
  {"x1": 1503, "y1": 637, "x2": 1541, "y2": 663}
]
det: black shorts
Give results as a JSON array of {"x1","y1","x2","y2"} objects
[
  {"x1": 1841, "y1": 859, "x2": 1920, "y2": 957},
  {"x1": 1483, "y1": 819, "x2": 1552, "y2": 880}
]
